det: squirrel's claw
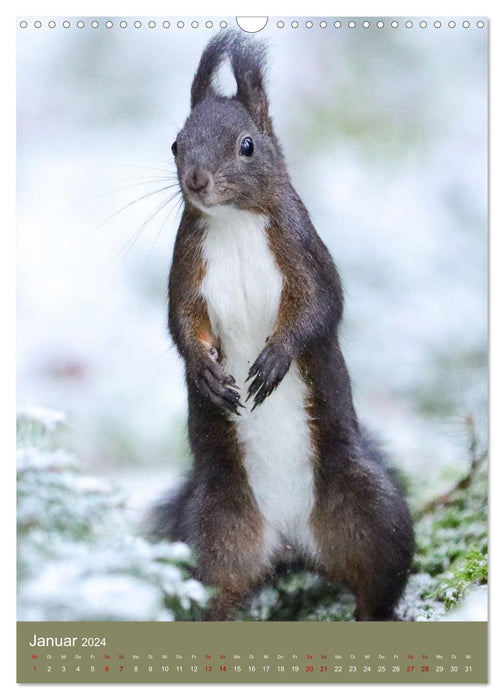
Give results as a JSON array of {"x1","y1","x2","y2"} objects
[
  {"x1": 246, "y1": 343, "x2": 291, "y2": 409},
  {"x1": 199, "y1": 365, "x2": 244, "y2": 415}
]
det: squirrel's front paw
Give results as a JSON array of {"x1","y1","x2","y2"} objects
[
  {"x1": 246, "y1": 343, "x2": 291, "y2": 410},
  {"x1": 195, "y1": 359, "x2": 244, "y2": 415}
]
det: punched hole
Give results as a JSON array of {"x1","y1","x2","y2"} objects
[{"x1": 236, "y1": 16, "x2": 268, "y2": 33}]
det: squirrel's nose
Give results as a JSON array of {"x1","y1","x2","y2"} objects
[{"x1": 184, "y1": 167, "x2": 213, "y2": 194}]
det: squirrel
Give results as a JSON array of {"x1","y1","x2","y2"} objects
[{"x1": 149, "y1": 30, "x2": 415, "y2": 621}]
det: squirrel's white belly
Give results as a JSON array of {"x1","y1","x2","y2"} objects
[{"x1": 200, "y1": 208, "x2": 318, "y2": 563}]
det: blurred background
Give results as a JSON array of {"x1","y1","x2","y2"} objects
[{"x1": 17, "y1": 17, "x2": 487, "y2": 516}]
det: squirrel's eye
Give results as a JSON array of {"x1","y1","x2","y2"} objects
[
  {"x1": 171, "y1": 141, "x2": 178, "y2": 157},
  {"x1": 239, "y1": 137, "x2": 254, "y2": 157}
]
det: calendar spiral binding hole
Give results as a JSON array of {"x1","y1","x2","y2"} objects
[{"x1": 18, "y1": 18, "x2": 487, "y2": 30}]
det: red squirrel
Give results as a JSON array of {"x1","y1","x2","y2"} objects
[{"x1": 149, "y1": 31, "x2": 414, "y2": 621}]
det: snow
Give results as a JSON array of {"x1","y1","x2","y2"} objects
[
  {"x1": 445, "y1": 585, "x2": 488, "y2": 621},
  {"x1": 16, "y1": 447, "x2": 80, "y2": 472},
  {"x1": 17, "y1": 405, "x2": 67, "y2": 432},
  {"x1": 17, "y1": 409, "x2": 210, "y2": 621}
]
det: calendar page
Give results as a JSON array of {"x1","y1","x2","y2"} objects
[{"x1": 16, "y1": 15, "x2": 488, "y2": 684}]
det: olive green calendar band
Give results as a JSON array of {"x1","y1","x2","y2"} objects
[{"x1": 17, "y1": 621, "x2": 487, "y2": 684}]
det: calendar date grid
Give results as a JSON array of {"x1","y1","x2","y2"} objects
[{"x1": 29, "y1": 648, "x2": 475, "y2": 678}]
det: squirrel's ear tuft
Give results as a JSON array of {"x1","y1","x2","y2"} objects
[
  {"x1": 191, "y1": 32, "x2": 272, "y2": 134},
  {"x1": 235, "y1": 66, "x2": 271, "y2": 134},
  {"x1": 190, "y1": 32, "x2": 233, "y2": 108},
  {"x1": 231, "y1": 36, "x2": 272, "y2": 135}
]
